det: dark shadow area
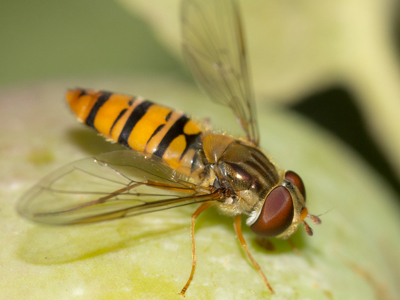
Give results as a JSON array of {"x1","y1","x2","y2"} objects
[
  {"x1": 251, "y1": 228, "x2": 308, "y2": 255},
  {"x1": 66, "y1": 128, "x2": 125, "y2": 155},
  {"x1": 289, "y1": 86, "x2": 400, "y2": 201}
]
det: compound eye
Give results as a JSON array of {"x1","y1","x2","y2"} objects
[
  {"x1": 250, "y1": 186, "x2": 294, "y2": 237},
  {"x1": 285, "y1": 170, "x2": 306, "y2": 199}
]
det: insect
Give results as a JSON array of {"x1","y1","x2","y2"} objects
[{"x1": 18, "y1": 0, "x2": 321, "y2": 296}]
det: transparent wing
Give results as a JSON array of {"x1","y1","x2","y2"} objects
[
  {"x1": 18, "y1": 150, "x2": 222, "y2": 225},
  {"x1": 181, "y1": 0, "x2": 259, "y2": 145}
]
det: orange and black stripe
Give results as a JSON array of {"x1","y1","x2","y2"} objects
[{"x1": 66, "y1": 89, "x2": 204, "y2": 172}]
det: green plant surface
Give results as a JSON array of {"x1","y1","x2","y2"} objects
[{"x1": 1, "y1": 77, "x2": 400, "y2": 299}]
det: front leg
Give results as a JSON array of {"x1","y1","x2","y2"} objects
[{"x1": 234, "y1": 214, "x2": 274, "y2": 294}]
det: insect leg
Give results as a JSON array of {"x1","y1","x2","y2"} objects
[
  {"x1": 233, "y1": 214, "x2": 274, "y2": 294},
  {"x1": 179, "y1": 202, "x2": 213, "y2": 296}
]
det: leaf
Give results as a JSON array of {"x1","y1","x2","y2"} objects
[{"x1": 1, "y1": 77, "x2": 400, "y2": 299}]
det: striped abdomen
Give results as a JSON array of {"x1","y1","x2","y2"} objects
[{"x1": 66, "y1": 89, "x2": 203, "y2": 173}]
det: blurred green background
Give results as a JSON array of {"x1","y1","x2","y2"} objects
[{"x1": 0, "y1": 0, "x2": 187, "y2": 84}]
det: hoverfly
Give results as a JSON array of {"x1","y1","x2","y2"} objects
[{"x1": 18, "y1": 0, "x2": 321, "y2": 296}]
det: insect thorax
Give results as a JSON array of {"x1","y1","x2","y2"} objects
[{"x1": 202, "y1": 134, "x2": 280, "y2": 216}]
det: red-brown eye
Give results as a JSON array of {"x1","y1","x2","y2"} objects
[
  {"x1": 285, "y1": 170, "x2": 306, "y2": 199},
  {"x1": 250, "y1": 186, "x2": 294, "y2": 237}
]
